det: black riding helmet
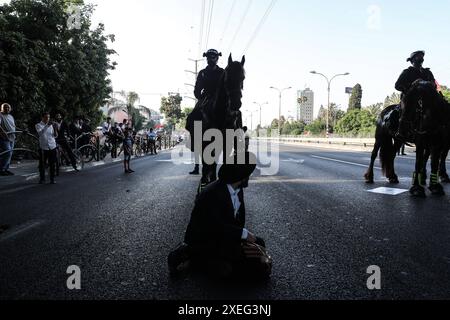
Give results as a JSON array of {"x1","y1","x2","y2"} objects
[
  {"x1": 407, "y1": 50, "x2": 425, "y2": 62},
  {"x1": 203, "y1": 49, "x2": 222, "y2": 58}
]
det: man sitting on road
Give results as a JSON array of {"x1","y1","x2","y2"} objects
[{"x1": 169, "y1": 152, "x2": 272, "y2": 280}]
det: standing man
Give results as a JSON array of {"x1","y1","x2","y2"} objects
[
  {"x1": 36, "y1": 112, "x2": 58, "y2": 184},
  {"x1": 395, "y1": 51, "x2": 436, "y2": 138},
  {"x1": 0, "y1": 103, "x2": 16, "y2": 176},
  {"x1": 147, "y1": 128, "x2": 158, "y2": 155},
  {"x1": 54, "y1": 113, "x2": 78, "y2": 171}
]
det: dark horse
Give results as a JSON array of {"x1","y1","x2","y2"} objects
[
  {"x1": 365, "y1": 80, "x2": 446, "y2": 197},
  {"x1": 186, "y1": 54, "x2": 246, "y2": 193}
]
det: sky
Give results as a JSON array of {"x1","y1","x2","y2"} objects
[{"x1": 5, "y1": 0, "x2": 450, "y2": 127}]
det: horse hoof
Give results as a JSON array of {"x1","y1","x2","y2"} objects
[
  {"x1": 429, "y1": 184, "x2": 445, "y2": 196},
  {"x1": 389, "y1": 177, "x2": 400, "y2": 184},
  {"x1": 410, "y1": 186, "x2": 426, "y2": 198},
  {"x1": 364, "y1": 173, "x2": 374, "y2": 184}
]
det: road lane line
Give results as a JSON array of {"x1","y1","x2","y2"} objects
[
  {"x1": 0, "y1": 220, "x2": 45, "y2": 243},
  {"x1": 310, "y1": 155, "x2": 382, "y2": 170}
]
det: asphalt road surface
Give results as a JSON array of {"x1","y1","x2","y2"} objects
[{"x1": 1, "y1": 143, "x2": 450, "y2": 300}]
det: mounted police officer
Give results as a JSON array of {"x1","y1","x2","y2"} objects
[
  {"x1": 187, "y1": 49, "x2": 225, "y2": 175},
  {"x1": 194, "y1": 49, "x2": 225, "y2": 101},
  {"x1": 396, "y1": 50, "x2": 437, "y2": 138}
]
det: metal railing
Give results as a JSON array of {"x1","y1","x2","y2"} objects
[
  {"x1": 257, "y1": 136, "x2": 376, "y2": 148},
  {"x1": 0, "y1": 131, "x2": 39, "y2": 158}
]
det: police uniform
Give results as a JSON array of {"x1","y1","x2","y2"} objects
[{"x1": 395, "y1": 66, "x2": 436, "y2": 96}]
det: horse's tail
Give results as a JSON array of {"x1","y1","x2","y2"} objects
[{"x1": 379, "y1": 131, "x2": 395, "y2": 176}]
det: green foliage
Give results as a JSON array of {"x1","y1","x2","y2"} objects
[
  {"x1": 281, "y1": 121, "x2": 306, "y2": 135},
  {"x1": 160, "y1": 94, "x2": 183, "y2": 133},
  {"x1": 305, "y1": 119, "x2": 326, "y2": 135},
  {"x1": 441, "y1": 85, "x2": 450, "y2": 102},
  {"x1": 0, "y1": 0, "x2": 116, "y2": 128},
  {"x1": 384, "y1": 92, "x2": 401, "y2": 107},
  {"x1": 348, "y1": 84, "x2": 363, "y2": 111},
  {"x1": 270, "y1": 116, "x2": 286, "y2": 131},
  {"x1": 335, "y1": 109, "x2": 376, "y2": 136},
  {"x1": 364, "y1": 102, "x2": 384, "y2": 118},
  {"x1": 130, "y1": 107, "x2": 146, "y2": 131},
  {"x1": 178, "y1": 107, "x2": 193, "y2": 130}
]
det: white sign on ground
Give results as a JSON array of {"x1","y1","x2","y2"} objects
[{"x1": 367, "y1": 187, "x2": 409, "y2": 196}]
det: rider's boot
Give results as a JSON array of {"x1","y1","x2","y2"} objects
[{"x1": 189, "y1": 164, "x2": 200, "y2": 175}]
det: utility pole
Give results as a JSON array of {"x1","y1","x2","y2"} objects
[{"x1": 185, "y1": 58, "x2": 203, "y2": 102}]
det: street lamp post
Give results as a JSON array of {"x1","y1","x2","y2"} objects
[
  {"x1": 310, "y1": 71, "x2": 350, "y2": 138},
  {"x1": 253, "y1": 101, "x2": 268, "y2": 130},
  {"x1": 270, "y1": 86, "x2": 292, "y2": 136},
  {"x1": 244, "y1": 109, "x2": 255, "y2": 131}
]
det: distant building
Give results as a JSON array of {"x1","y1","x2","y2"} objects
[{"x1": 297, "y1": 88, "x2": 314, "y2": 124}]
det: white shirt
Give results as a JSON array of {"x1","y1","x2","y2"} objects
[
  {"x1": 36, "y1": 121, "x2": 57, "y2": 150},
  {"x1": 0, "y1": 113, "x2": 16, "y2": 141},
  {"x1": 227, "y1": 184, "x2": 249, "y2": 240},
  {"x1": 102, "y1": 122, "x2": 111, "y2": 134}
]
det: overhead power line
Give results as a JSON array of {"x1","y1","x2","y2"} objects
[
  {"x1": 244, "y1": 0, "x2": 278, "y2": 53},
  {"x1": 204, "y1": 0, "x2": 215, "y2": 50},
  {"x1": 218, "y1": 0, "x2": 237, "y2": 49},
  {"x1": 227, "y1": 0, "x2": 253, "y2": 54},
  {"x1": 198, "y1": 0, "x2": 206, "y2": 57}
]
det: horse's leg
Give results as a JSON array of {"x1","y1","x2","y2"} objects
[
  {"x1": 422, "y1": 146, "x2": 431, "y2": 186},
  {"x1": 410, "y1": 140, "x2": 426, "y2": 197},
  {"x1": 439, "y1": 148, "x2": 450, "y2": 183},
  {"x1": 389, "y1": 139, "x2": 402, "y2": 184},
  {"x1": 429, "y1": 144, "x2": 445, "y2": 196},
  {"x1": 364, "y1": 140, "x2": 380, "y2": 184}
]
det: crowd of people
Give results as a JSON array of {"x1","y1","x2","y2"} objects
[{"x1": 0, "y1": 105, "x2": 169, "y2": 181}]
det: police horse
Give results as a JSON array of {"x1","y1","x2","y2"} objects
[
  {"x1": 187, "y1": 54, "x2": 246, "y2": 193},
  {"x1": 364, "y1": 80, "x2": 448, "y2": 197}
]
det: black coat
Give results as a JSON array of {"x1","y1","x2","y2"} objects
[
  {"x1": 194, "y1": 66, "x2": 225, "y2": 100},
  {"x1": 395, "y1": 66, "x2": 436, "y2": 94},
  {"x1": 184, "y1": 180, "x2": 246, "y2": 251}
]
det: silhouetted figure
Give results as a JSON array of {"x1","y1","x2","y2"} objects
[
  {"x1": 55, "y1": 113, "x2": 78, "y2": 171},
  {"x1": 194, "y1": 49, "x2": 225, "y2": 101},
  {"x1": 169, "y1": 152, "x2": 272, "y2": 280},
  {"x1": 396, "y1": 51, "x2": 436, "y2": 138}
]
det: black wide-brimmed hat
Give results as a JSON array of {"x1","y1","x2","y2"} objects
[
  {"x1": 407, "y1": 50, "x2": 425, "y2": 62},
  {"x1": 218, "y1": 152, "x2": 257, "y2": 184}
]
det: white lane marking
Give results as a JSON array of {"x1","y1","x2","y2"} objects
[
  {"x1": 367, "y1": 187, "x2": 409, "y2": 196},
  {"x1": 0, "y1": 220, "x2": 45, "y2": 242},
  {"x1": 310, "y1": 155, "x2": 382, "y2": 170},
  {"x1": 282, "y1": 158, "x2": 305, "y2": 164}
]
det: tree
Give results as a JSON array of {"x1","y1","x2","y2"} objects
[
  {"x1": 270, "y1": 116, "x2": 286, "y2": 131},
  {"x1": 305, "y1": 119, "x2": 326, "y2": 135},
  {"x1": 335, "y1": 109, "x2": 376, "y2": 136},
  {"x1": 178, "y1": 107, "x2": 193, "y2": 130},
  {"x1": 365, "y1": 102, "x2": 384, "y2": 118},
  {"x1": 384, "y1": 92, "x2": 401, "y2": 107},
  {"x1": 441, "y1": 85, "x2": 450, "y2": 102},
  {"x1": 108, "y1": 91, "x2": 139, "y2": 117},
  {"x1": 160, "y1": 93, "x2": 183, "y2": 133},
  {"x1": 348, "y1": 84, "x2": 363, "y2": 111},
  {"x1": 318, "y1": 103, "x2": 344, "y2": 133},
  {"x1": 0, "y1": 0, "x2": 117, "y2": 128}
]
